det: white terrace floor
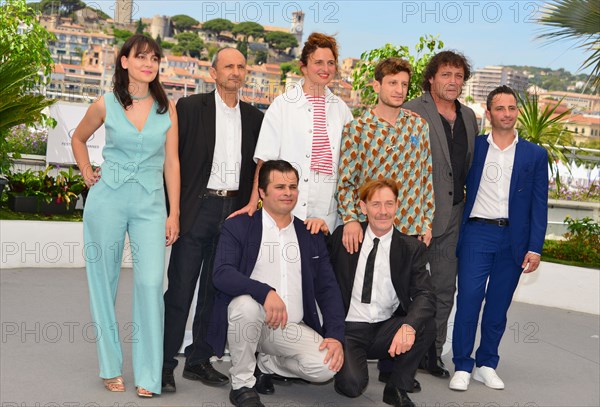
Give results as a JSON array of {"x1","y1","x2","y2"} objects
[{"x1": 1, "y1": 267, "x2": 599, "y2": 407}]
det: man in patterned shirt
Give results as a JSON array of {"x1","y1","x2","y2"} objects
[{"x1": 337, "y1": 57, "x2": 435, "y2": 255}]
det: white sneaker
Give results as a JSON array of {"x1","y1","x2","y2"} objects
[
  {"x1": 449, "y1": 371, "x2": 471, "y2": 391},
  {"x1": 473, "y1": 366, "x2": 505, "y2": 389}
]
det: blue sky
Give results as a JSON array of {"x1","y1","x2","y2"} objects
[{"x1": 92, "y1": 0, "x2": 590, "y2": 74}]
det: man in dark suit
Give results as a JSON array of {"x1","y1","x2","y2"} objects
[
  {"x1": 208, "y1": 160, "x2": 346, "y2": 407},
  {"x1": 329, "y1": 179, "x2": 436, "y2": 407},
  {"x1": 162, "y1": 47, "x2": 264, "y2": 392},
  {"x1": 449, "y1": 86, "x2": 548, "y2": 391},
  {"x1": 403, "y1": 50, "x2": 478, "y2": 378}
]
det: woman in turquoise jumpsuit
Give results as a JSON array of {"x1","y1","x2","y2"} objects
[{"x1": 71, "y1": 35, "x2": 180, "y2": 397}]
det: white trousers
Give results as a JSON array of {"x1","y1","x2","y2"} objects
[{"x1": 227, "y1": 295, "x2": 335, "y2": 390}]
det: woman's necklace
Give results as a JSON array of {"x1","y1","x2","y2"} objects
[{"x1": 130, "y1": 90, "x2": 151, "y2": 101}]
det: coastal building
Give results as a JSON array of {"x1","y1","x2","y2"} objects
[{"x1": 465, "y1": 65, "x2": 529, "y2": 103}]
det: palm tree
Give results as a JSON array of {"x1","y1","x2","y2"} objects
[
  {"x1": 537, "y1": 0, "x2": 600, "y2": 88},
  {"x1": 0, "y1": 42, "x2": 55, "y2": 174},
  {"x1": 0, "y1": 0, "x2": 56, "y2": 175},
  {"x1": 517, "y1": 92, "x2": 573, "y2": 188}
]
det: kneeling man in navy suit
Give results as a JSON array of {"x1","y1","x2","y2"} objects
[
  {"x1": 450, "y1": 85, "x2": 548, "y2": 391},
  {"x1": 209, "y1": 160, "x2": 346, "y2": 407},
  {"x1": 329, "y1": 179, "x2": 436, "y2": 407}
]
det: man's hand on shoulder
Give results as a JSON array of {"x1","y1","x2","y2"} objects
[
  {"x1": 304, "y1": 218, "x2": 329, "y2": 235},
  {"x1": 342, "y1": 221, "x2": 363, "y2": 254},
  {"x1": 263, "y1": 290, "x2": 288, "y2": 329},
  {"x1": 227, "y1": 198, "x2": 260, "y2": 219},
  {"x1": 319, "y1": 338, "x2": 344, "y2": 372},
  {"x1": 388, "y1": 324, "x2": 416, "y2": 357}
]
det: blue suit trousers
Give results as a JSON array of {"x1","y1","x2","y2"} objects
[{"x1": 452, "y1": 221, "x2": 523, "y2": 372}]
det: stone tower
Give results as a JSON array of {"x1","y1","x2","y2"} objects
[
  {"x1": 114, "y1": 0, "x2": 133, "y2": 25},
  {"x1": 290, "y1": 11, "x2": 304, "y2": 57}
]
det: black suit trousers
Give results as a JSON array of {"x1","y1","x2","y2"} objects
[
  {"x1": 335, "y1": 316, "x2": 435, "y2": 397},
  {"x1": 163, "y1": 195, "x2": 237, "y2": 369}
]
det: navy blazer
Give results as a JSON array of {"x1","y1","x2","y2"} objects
[
  {"x1": 208, "y1": 210, "x2": 346, "y2": 357},
  {"x1": 458, "y1": 135, "x2": 548, "y2": 265}
]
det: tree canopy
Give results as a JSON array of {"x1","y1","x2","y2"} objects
[
  {"x1": 173, "y1": 32, "x2": 204, "y2": 58},
  {"x1": 352, "y1": 35, "x2": 444, "y2": 106},
  {"x1": 112, "y1": 28, "x2": 134, "y2": 45},
  {"x1": 232, "y1": 22, "x2": 264, "y2": 41},
  {"x1": 264, "y1": 31, "x2": 298, "y2": 51},
  {"x1": 135, "y1": 18, "x2": 147, "y2": 34},
  {"x1": 38, "y1": 0, "x2": 86, "y2": 16},
  {"x1": 279, "y1": 61, "x2": 301, "y2": 82},
  {"x1": 236, "y1": 40, "x2": 248, "y2": 59},
  {"x1": 171, "y1": 14, "x2": 199, "y2": 31},
  {"x1": 202, "y1": 18, "x2": 234, "y2": 37},
  {"x1": 255, "y1": 50, "x2": 268, "y2": 65}
]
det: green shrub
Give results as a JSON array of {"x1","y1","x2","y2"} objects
[
  {"x1": 544, "y1": 216, "x2": 600, "y2": 267},
  {"x1": 5, "y1": 124, "x2": 47, "y2": 155},
  {"x1": 7, "y1": 166, "x2": 86, "y2": 205}
]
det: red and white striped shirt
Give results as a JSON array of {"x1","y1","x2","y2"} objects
[{"x1": 306, "y1": 94, "x2": 333, "y2": 175}]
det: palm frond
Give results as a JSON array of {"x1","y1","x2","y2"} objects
[
  {"x1": 538, "y1": 0, "x2": 600, "y2": 38},
  {"x1": 517, "y1": 93, "x2": 574, "y2": 185},
  {"x1": 537, "y1": 0, "x2": 600, "y2": 86}
]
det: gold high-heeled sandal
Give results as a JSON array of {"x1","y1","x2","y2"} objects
[
  {"x1": 136, "y1": 386, "x2": 153, "y2": 398},
  {"x1": 103, "y1": 376, "x2": 125, "y2": 392}
]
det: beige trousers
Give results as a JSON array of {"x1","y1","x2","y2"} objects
[{"x1": 227, "y1": 295, "x2": 335, "y2": 390}]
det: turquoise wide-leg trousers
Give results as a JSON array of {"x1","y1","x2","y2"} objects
[{"x1": 83, "y1": 180, "x2": 166, "y2": 394}]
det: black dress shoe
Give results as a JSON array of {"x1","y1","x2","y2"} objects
[
  {"x1": 254, "y1": 366, "x2": 274, "y2": 395},
  {"x1": 229, "y1": 387, "x2": 265, "y2": 407},
  {"x1": 411, "y1": 379, "x2": 421, "y2": 393},
  {"x1": 378, "y1": 371, "x2": 391, "y2": 383},
  {"x1": 183, "y1": 361, "x2": 230, "y2": 386},
  {"x1": 270, "y1": 373, "x2": 292, "y2": 384},
  {"x1": 419, "y1": 356, "x2": 450, "y2": 378},
  {"x1": 378, "y1": 372, "x2": 421, "y2": 394},
  {"x1": 382, "y1": 383, "x2": 415, "y2": 407},
  {"x1": 161, "y1": 368, "x2": 176, "y2": 393}
]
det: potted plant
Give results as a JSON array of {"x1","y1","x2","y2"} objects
[{"x1": 6, "y1": 166, "x2": 86, "y2": 214}]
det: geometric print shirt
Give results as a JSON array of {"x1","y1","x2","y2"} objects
[{"x1": 336, "y1": 108, "x2": 435, "y2": 235}]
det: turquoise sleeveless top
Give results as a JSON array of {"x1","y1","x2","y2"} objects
[{"x1": 101, "y1": 92, "x2": 171, "y2": 193}]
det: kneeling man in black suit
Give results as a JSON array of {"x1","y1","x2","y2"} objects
[{"x1": 329, "y1": 178, "x2": 436, "y2": 407}]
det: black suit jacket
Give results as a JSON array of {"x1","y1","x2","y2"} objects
[
  {"x1": 328, "y1": 223, "x2": 436, "y2": 331},
  {"x1": 176, "y1": 91, "x2": 264, "y2": 235}
]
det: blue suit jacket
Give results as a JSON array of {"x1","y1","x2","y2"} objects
[
  {"x1": 458, "y1": 135, "x2": 548, "y2": 265},
  {"x1": 208, "y1": 210, "x2": 346, "y2": 357}
]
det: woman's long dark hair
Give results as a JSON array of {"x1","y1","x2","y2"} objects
[{"x1": 113, "y1": 34, "x2": 169, "y2": 114}]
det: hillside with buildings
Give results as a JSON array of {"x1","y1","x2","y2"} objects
[
  {"x1": 507, "y1": 65, "x2": 596, "y2": 95},
  {"x1": 25, "y1": 0, "x2": 598, "y2": 147}
]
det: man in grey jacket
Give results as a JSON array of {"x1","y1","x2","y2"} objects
[{"x1": 403, "y1": 50, "x2": 479, "y2": 378}]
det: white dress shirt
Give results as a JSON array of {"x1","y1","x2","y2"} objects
[
  {"x1": 470, "y1": 132, "x2": 518, "y2": 219},
  {"x1": 250, "y1": 210, "x2": 304, "y2": 324},
  {"x1": 346, "y1": 226, "x2": 399, "y2": 323},
  {"x1": 207, "y1": 89, "x2": 242, "y2": 190},
  {"x1": 253, "y1": 79, "x2": 353, "y2": 231}
]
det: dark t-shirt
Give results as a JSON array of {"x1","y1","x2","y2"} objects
[{"x1": 440, "y1": 101, "x2": 468, "y2": 205}]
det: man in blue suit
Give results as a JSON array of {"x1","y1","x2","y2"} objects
[
  {"x1": 449, "y1": 86, "x2": 548, "y2": 392},
  {"x1": 209, "y1": 160, "x2": 346, "y2": 407}
]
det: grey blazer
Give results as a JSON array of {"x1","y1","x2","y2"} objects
[{"x1": 403, "y1": 91, "x2": 478, "y2": 237}]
